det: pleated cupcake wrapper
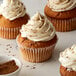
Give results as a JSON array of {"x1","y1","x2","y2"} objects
[
  {"x1": 47, "y1": 17, "x2": 76, "y2": 32},
  {"x1": 16, "y1": 35, "x2": 57, "y2": 63},
  {"x1": 0, "y1": 27, "x2": 21, "y2": 39},
  {"x1": 20, "y1": 43, "x2": 56, "y2": 63}
]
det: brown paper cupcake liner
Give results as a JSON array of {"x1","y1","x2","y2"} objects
[
  {"x1": 16, "y1": 36, "x2": 57, "y2": 63},
  {"x1": 19, "y1": 44, "x2": 56, "y2": 63},
  {"x1": 47, "y1": 17, "x2": 76, "y2": 32},
  {"x1": 0, "y1": 27, "x2": 21, "y2": 39}
]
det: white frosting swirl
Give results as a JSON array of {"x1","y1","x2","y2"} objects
[
  {"x1": 59, "y1": 45, "x2": 76, "y2": 71},
  {"x1": 0, "y1": 0, "x2": 26, "y2": 20},
  {"x1": 48, "y1": 0, "x2": 76, "y2": 12},
  {"x1": 20, "y1": 12, "x2": 56, "y2": 42}
]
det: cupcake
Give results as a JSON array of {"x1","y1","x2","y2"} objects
[
  {"x1": 17, "y1": 12, "x2": 58, "y2": 63},
  {"x1": 0, "y1": 0, "x2": 29, "y2": 39},
  {"x1": 44, "y1": 0, "x2": 76, "y2": 32},
  {"x1": 59, "y1": 45, "x2": 76, "y2": 76}
]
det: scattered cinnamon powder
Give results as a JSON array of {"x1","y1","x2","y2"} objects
[
  {"x1": 31, "y1": 66, "x2": 36, "y2": 69},
  {"x1": 12, "y1": 54, "x2": 16, "y2": 56},
  {"x1": 10, "y1": 46, "x2": 12, "y2": 48},
  {"x1": 6, "y1": 44, "x2": 10, "y2": 47},
  {"x1": 26, "y1": 65, "x2": 29, "y2": 67},
  {"x1": 8, "y1": 51, "x2": 11, "y2": 53},
  {"x1": 0, "y1": 60, "x2": 19, "y2": 75},
  {"x1": 6, "y1": 48, "x2": 8, "y2": 50}
]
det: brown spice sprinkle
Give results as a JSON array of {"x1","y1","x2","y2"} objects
[
  {"x1": 0, "y1": 60, "x2": 19, "y2": 75},
  {"x1": 31, "y1": 66, "x2": 36, "y2": 69}
]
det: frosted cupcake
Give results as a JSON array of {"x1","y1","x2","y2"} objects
[
  {"x1": 44, "y1": 0, "x2": 76, "y2": 32},
  {"x1": 59, "y1": 45, "x2": 76, "y2": 76},
  {"x1": 17, "y1": 12, "x2": 58, "y2": 63},
  {"x1": 0, "y1": 0, "x2": 29, "y2": 39}
]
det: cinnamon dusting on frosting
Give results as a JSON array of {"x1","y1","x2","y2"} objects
[
  {"x1": 0, "y1": 0, "x2": 26, "y2": 20},
  {"x1": 48, "y1": 0, "x2": 76, "y2": 12},
  {"x1": 20, "y1": 12, "x2": 56, "y2": 42},
  {"x1": 59, "y1": 45, "x2": 76, "y2": 71}
]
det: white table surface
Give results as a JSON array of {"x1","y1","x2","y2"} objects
[{"x1": 0, "y1": 0, "x2": 76, "y2": 76}]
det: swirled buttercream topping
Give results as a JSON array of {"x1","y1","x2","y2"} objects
[
  {"x1": 20, "y1": 12, "x2": 56, "y2": 42},
  {"x1": 59, "y1": 45, "x2": 76, "y2": 71},
  {"x1": 0, "y1": 0, "x2": 26, "y2": 20},
  {"x1": 48, "y1": 0, "x2": 76, "y2": 12}
]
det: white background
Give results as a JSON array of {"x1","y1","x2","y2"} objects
[{"x1": 0, "y1": 0, "x2": 76, "y2": 76}]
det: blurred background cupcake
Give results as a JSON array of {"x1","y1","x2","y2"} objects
[
  {"x1": 17, "y1": 12, "x2": 58, "y2": 63},
  {"x1": 59, "y1": 45, "x2": 76, "y2": 76},
  {"x1": 0, "y1": 0, "x2": 29, "y2": 39},
  {"x1": 44, "y1": 0, "x2": 76, "y2": 32}
]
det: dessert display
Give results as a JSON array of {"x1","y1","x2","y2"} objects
[
  {"x1": 0, "y1": 0, "x2": 29, "y2": 39},
  {"x1": 0, "y1": 0, "x2": 75, "y2": 75},
  {"x1": 44, "y1": 0, "x2": 76, "y2": 32},
  {"x1": 17, "y1": 12, "x2": 58, "y2": 63},
  {"x1": 59, "y1": 45, "x2": 76, "y2": 76},
  {"x1": 0, "y1": 60, "x2": 19, "y2": 75}
]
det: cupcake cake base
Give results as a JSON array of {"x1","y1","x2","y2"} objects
[
  {"x1": 17, "y1": 34, "x2": 58, "y2": 63},
  {"x1": 0, "y1": 14, "x2": 29, "y2": 39},
  {"x1": 60, "y1": 65, "x2": 76, "y2": 76},
  {"x1": 44, "y1": 5, "x2": 76, "y2": 32}
]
